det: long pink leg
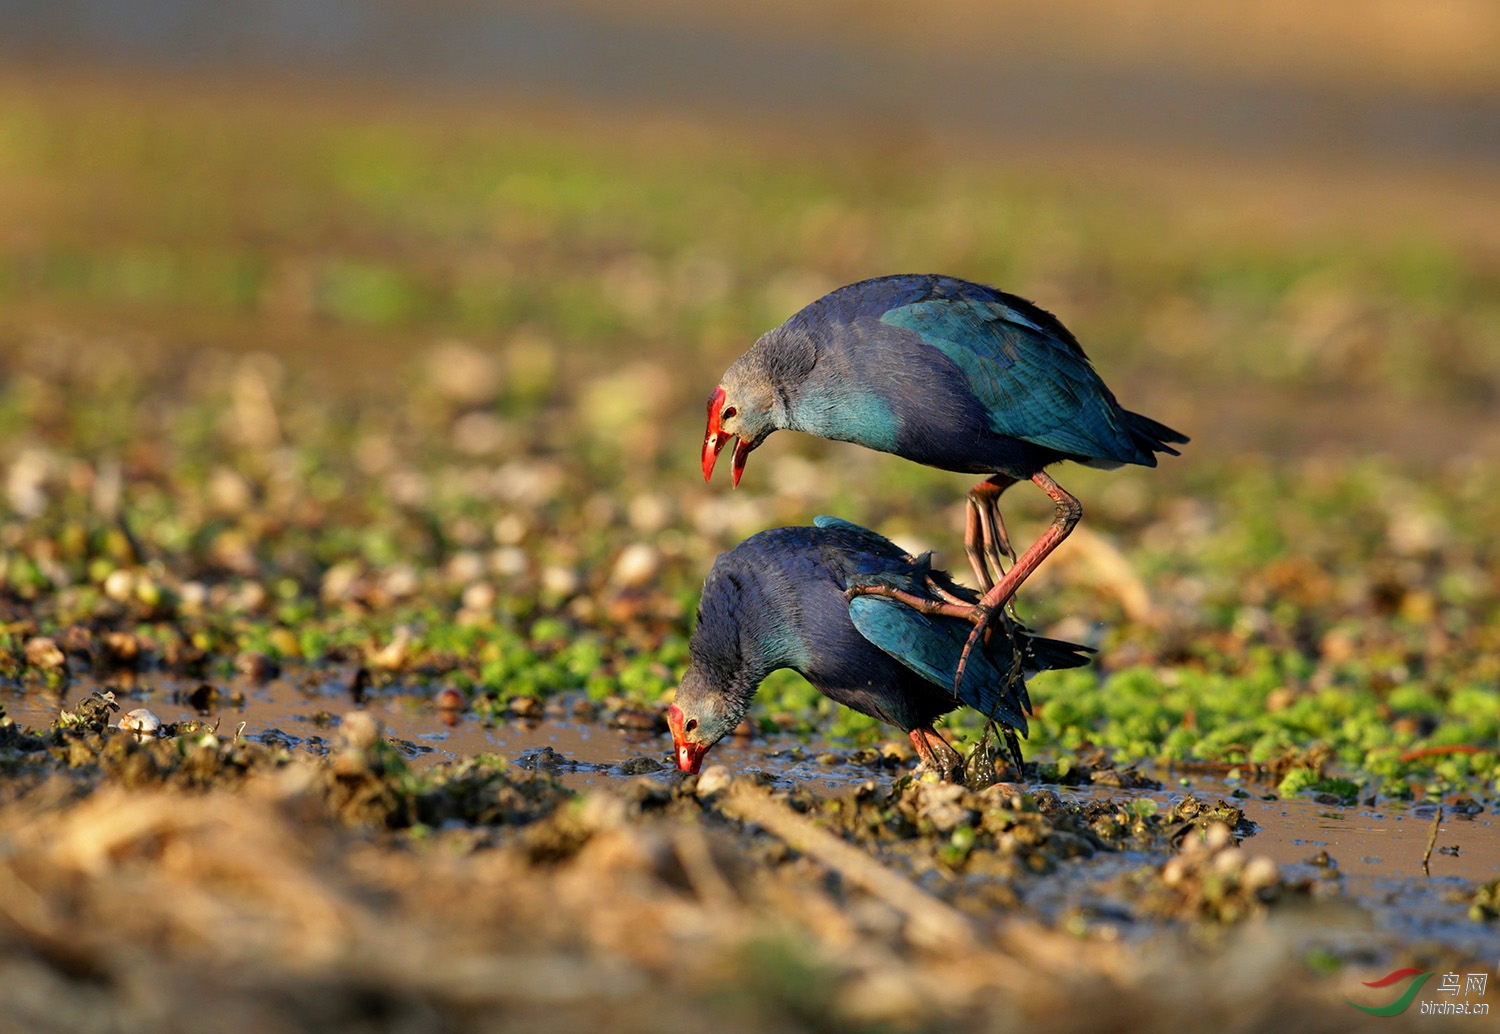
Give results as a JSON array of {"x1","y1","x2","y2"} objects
[
  {"x1": 907, "y1": 727, "x2": 964, "y2": 781},
  {"x1": 964, "y1": 474, "x2": 1018, "y2": 592},
  {"x1": 955, "y1": 471, "x2": 1082, "y2": 691}
]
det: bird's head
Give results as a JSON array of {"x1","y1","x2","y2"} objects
[
  {"x1": 702, "y1": 362, "x2": 777, "y2": 486},
  {"x1": 667, "y1": 664, "x2": 750, "y2": 773}
]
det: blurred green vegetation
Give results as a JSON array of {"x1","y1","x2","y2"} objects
[
  {"x1": 0, "y1": 79, "x2": 1496, "y2": 797},
  {"x1": 4, "y1": 83, "x2": 1499, "y2": 417}
]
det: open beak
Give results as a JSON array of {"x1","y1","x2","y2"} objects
[
  {"x1": 702, "y1": 387, "x2": 759, "y2": 487},
  {"x1": 667, "y1": 704, "x2": 710, "y2": 773},
  {"x1": 730, "y1": 438, "x2": 753, "y2": 488}
]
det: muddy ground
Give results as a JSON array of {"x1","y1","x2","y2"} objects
[
  {"x1": 0, "y1": 675, "x2": 1494, "y2": 1033},
  {"x1": 1, "y1": 55, "x2": 1499, "y2": 1033}
]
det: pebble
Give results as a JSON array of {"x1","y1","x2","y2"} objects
[
  {"x1": 695, "y1": 765, "x2": 733, "y2": 798},
  {"x1": 493, "y1": 513, "x2": 528, "y2": 546},
  {"x1": 878, "y1": 740, "x2": 915, "y2": 763},
  {"x1": 1241, "y1": 855, "x2": 1281, "y2": 892},
  {"x1": 508, "y1": 696, "x2": 543, "y2": 719},
  {"x1": 1211, "y1": 847, "x2": 1246, "y2": 875},
  {"x1": 119, "y1": 708, "x2": 162, "y2": 737},
  {"x1": 913, "y1": 782, "x2": 975, "y2": 833},
  {"x1": 60, "y1": 625, "x2": 93, "y2": 653},
  {"x1": 577, "y1": 792, "x2": 629, "y2": 832},
  {"x1": 103, "y1": 568, "x2": 136, "y2": 602},
  {"x1": 610, "y1": 543, "x2": 661, "y2": 589},
  {"x1": 460, "y1": 582, "x2": 496, "y2": 611},
  {"x1": 23, "y1": 637, "x2": 65, "y2": 670},
  {"x1": 489, "y1": 546, "x2": 529, "y2": 578},
  {"x1": 1161, "y1": 857, "x2": 1188, "y2": 886},
  {"x1": 611, "y1": 708, "x2": 665, "y2": 732},
  {"x1": 540, "y1": 565, "x2": 581, "y2": 597},
  {"x1": 235, "y1": 651, "x2": 280, "y2": 682},
  {"x1": 369, "y1": 627, "x2": 411, "y2": 671},
  {"x1": 102, "y1": 631, "x2": 141, "y2": 664},
  {"x1": 186, "y1": 683, "x2": 219, "y2": 712},
  {"x1": 380, "y1": 564, "x2": 419, "y2": 599},
  {"x1": 446, "y1": 550, "x2": 487, "y2": 585},
  {"x1": 626, "y1": 493, "x2": 672, "y2": 534},
  {"x1": 340, "y1": 711, "x2": 382, "y2": 750}
]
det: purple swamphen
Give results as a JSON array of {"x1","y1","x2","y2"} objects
[
  {"x1": 701, "y1": 273, "x2": 1186, "y2": 686},
  {"x1": 666, "y1": 517, "x2": 1091, "y2": 779}
]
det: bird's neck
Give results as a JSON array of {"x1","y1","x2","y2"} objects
[
  {"x1": 719, "y1": 669, "x2": 762, "y2": 725},
  {"x1": 748, "y1": 329, "x2": 817, "y2": 427},
  {"x1": 746, "y1": 619, "x2": 810, "y2": 679},
  {"x1": 760, "y1": 329, "x2": 903, "y2": 452}
]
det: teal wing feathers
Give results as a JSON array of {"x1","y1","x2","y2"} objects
[
  {"x1": 880, "y1": 298, "x2": 1148, "y2": 462},
  {"x1": 812, "y1": 514, "x2": 903, "y2": 551},
  {"x1": 848, "y1": 595, "x2": 1031, "y2": 733}
]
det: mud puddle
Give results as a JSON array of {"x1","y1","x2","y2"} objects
[
  {"x1": 1036, "y1": 776, "x2": 1500, "y2": 961},
  {"x1": 6, "y1": 675, "x2": 1497, "y2": 960},
  {"x1": 0, "y1": 674, "x2": 881, "y2": 794}
]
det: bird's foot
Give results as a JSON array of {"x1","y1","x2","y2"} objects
[
  {"x1": 962, "y1": 721, "x2": 1027, "y2": 789},
  {"x1": 921, "y1": 574, "x2": 973, "y2": 608},
  {"x1": 953, "y1": 603, "x2": 1000, "y2": 692},
  {"x1": 908, "y1": 727, "x2": 964, "y2": 782},
  {"x1": 845, "y1": 583, "x2": 978, "y2": 622},
  {"x1": 962, "y1": 734, "x2": 1003, "y2": 790}
]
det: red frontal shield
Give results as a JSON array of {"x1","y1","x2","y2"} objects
[
  {"x1": 702, "y1": 387, "x2": 729, "y2": 483},
  {"x1": 666, "y1": 703, "x2": 709, "y2": 773}
]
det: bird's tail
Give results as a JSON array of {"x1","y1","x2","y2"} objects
[
  {"x1": 1124, "y1": 409, "x2": 1189, "y2": 459},
  {"x1": 1024, "y1": 634, "x2": 1094, "y2": 672}
]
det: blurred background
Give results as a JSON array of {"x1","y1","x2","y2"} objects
[
  {"x1": 0, "y1": 0, "x2": 1497, "y2": 678},
  {"x1": 3, "y1": 11, "x2": 1500, "y2": 1030}
]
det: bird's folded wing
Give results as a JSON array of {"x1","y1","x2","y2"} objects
[
  {"x1": 812, "y1": 514, "x2": 905, "y2": 554},
  {"x1": 880, "y1": 298, "x2": 1148, "y2": 462},
  {"x1": 847, "y1": 595, "x2": 1030, "y2": 733}
]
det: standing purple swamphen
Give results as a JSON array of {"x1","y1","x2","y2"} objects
[
  {"x1": 701, "y1": 274, "x2": 1186, "y2": 686},
  {"x1": 667, "y1": 517, "x2": 1091, "y2": 779}
]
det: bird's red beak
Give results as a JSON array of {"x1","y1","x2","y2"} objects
[
  {"x1": 730, "y1": 437, "x2": 753, "y2": 488},
  {"x1": 667, "y1": 703, "x2": 709, "y2": 773},
  {"x1": 702, "y1": 387, "x2": 732, "y2": 484}
]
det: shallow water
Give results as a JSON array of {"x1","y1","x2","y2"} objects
[
  {"x1": 1052, "y1": 778, "x2": 1500, "y2": 961},
  {"x1": 7, "y1": 674, "x2": 1498, "y2": 961},
  {"x1": 2, "y1": 673, "x2": 884, "y2": 793}
]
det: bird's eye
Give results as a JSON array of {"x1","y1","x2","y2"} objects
[
  {"x1": 685, "y1": 718, "x2": 698, "y2": 733},
  {"x1": 721, "y1": 406, "x2": 737, "y2": 421}
]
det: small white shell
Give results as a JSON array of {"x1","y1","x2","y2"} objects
[
  {"x1": 1211, "y1": 847, "x2": 1246, "y2": 875},
  {"x1": 1205, "y1": 821, "x2": 1235, "y2": 851},
  {"x1": 695, "y1": 765, "x2": 733, "y2": 798},
  {"x1": 1241, "y1": 855, "x2": 1281, "y2": 892},
  {"x1": 339, "y1": 711, "x2": 382, "y2": 750},
  {"x1": 120, "y1": 708, "x2": 163, "y2": 737}
]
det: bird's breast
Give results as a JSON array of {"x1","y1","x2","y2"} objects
[{"x1": 787, "y1": 387, "x2": 903, "y2": 453}]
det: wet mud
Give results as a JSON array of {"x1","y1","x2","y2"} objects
[{"x1": 6, "y1": 673, "x2": 1496, "y2": 973}]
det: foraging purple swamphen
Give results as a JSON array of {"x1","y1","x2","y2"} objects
[
  {"x1": 666, "y1": 517, "x2": 1091, "y2": 779},
  {"x1": 701, "y1": 274, "x2": 1186, "y2": 686}
]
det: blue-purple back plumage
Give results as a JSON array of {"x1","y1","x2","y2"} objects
[
  {"x1": 716, "y1": 273, "x2": 1186, "y2": 481},
  {"x1": 671, "y1": 518, "x2": 1092, "y2": 767}
]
